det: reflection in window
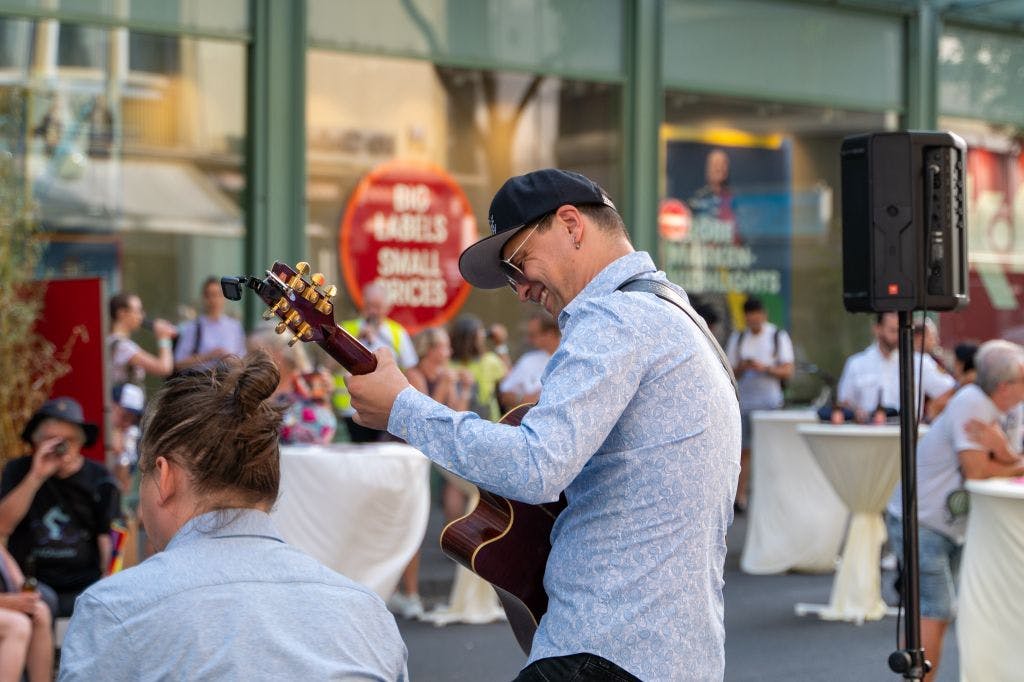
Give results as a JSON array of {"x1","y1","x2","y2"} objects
[
  {"x1": 0, "y1": 19, "x2": 246, "y2": 322},
  {"x1": 663, "y1": 92, "x2": 894, "y2": 401},
  {"x1": 306, "y1": 50, "x2": 622, "y2": 345}
]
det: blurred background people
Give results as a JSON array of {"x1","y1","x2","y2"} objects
[
  {"x1": 449, "y1": 314, "x2": 507, "y2": 422},
  {"x1": 58, "y1": 352, "x2": 408, "y2": 680},
  {"x1": 487, "y1": 323, "x2": 512, "y2": 369},
  {"x1": 886, "y1": 339, "x2": 1024, "y2": 681},
  {"x1": 725, "y1": 297, "x2": 794, "y2": 512},
  {"x1": 249, "y1": 328, "x2": 337, "y2": 446},
  {"x1": 107, "y1": 292, "x2": 177, "y2": 390},
  {"x1": 173, "y1": 276, "x2": 246, "y2": 372},
  {"x1": 0, "y1": 543, "x2": 52, "y2": 682},
  {"x1": 953, "y1": 342, "x2": 979, "y2": 386},
  {"x1": 0, "y1": 398, "x2": 120, "y2": 618},
  {"x1": 497, "y1": 311, "x2": 561, "y2": 413},
  {"x1": 333, "y1": 282, "x2": 417, "y2": 443},
  {"x1": 388, "y1": 327, "x2": 472, "y2": 620}
]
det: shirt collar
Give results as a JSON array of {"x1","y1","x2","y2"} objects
[
  {"x1": 558, "y1": 251, "x2": 657, "y2": 327},
  {"x1": 165, "y1": 508, "x2": 283, "y2": 551}
]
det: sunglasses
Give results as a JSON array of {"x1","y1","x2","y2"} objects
[{"x1": 499, "y1": 222, "x2": 542, "y2": 292}]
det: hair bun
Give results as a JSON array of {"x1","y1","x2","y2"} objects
[{"x1": 232, "y1": 350, "x2": 280, "y2": 417}]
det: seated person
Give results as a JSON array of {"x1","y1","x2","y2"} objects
[
  {"x1": 0, "y1": 544, "x2": 52, "y2": 682},
  {"x1": 886, "y1": 339, "x2": 1024, "y2": 681},
  {"x1": 58, "y1": 351, "x2": 408, "y2": 680},
  {"x1": 0, "y1": 398, "x2": 120, "y2": 617}
]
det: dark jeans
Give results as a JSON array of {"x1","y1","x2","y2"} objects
[{"x1": 514, "y1": 654, "x2": 640, "y2": 682}]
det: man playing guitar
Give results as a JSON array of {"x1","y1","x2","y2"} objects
[{"x1": 348, "y1": 169, "x2": 740, "y2": 681}]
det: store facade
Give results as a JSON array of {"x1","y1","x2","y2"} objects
[{"x1": 2, "y1": 0, "x2": 1023, "y2": 399}]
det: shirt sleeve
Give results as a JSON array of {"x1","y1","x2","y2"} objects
[
  {"x1": 173, "y1": 321, "x2": 196, "y2": 363},
  {"x1": 395, "y1": 328, "x2": 418, "y2": 369},
  {"x1": 836, "y1": 356, "x2": 855, "y2": 406},
  {"x1": 919, "y1": 354, "x2": 956, "y2": 398},
  {"x1": 113, "y1": 338, "x2": 141, "y2": 367},
  {"x1": 388, "y1": 305, "x2": 644, "y2": 504},
  {"x1": 58, "y1": 593, "x2": 136, "y2": 682},
  {"x1": 230, "y1": 318, "x2": 248, "y2": 357},
  {"x1": 778, "y1": 330, "x2": 795, "y2": 364}
]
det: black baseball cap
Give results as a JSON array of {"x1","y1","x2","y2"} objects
[{"x1": 459, "y1": 168, "x2": 617, "y2": 289}]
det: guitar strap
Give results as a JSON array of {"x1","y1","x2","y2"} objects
[{"x1": 618, "y1": 276, "x2": 738, "y2": 398}]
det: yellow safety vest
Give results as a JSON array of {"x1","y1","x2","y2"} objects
[{"x1": 332, "y1": 318, "x2": 406, "y2": 414}]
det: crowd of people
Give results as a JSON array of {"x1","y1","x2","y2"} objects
[{"x1": 1, "y1": 165, "x2": 1022, "y2": 681}]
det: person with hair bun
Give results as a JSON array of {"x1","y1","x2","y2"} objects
[{"x1": 58, "y1": 351, "x2": 408, "y2": 681}]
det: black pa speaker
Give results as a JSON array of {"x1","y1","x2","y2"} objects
[{"x1": 840, "y1": 131, "x2": 969, "y2": 313}]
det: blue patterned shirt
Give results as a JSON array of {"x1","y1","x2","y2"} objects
[
  {"x1": 390, "y1": 251, "x2": 740, "y2": 680},
  {"x1": 59, "y1": 509, "x2": 408, "y2": 681}
]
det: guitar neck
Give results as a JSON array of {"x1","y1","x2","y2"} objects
[
  {"x1": 318, "y1": 324, "x2": 377, "y2": 375},
  {"x1": 248, "y1": 267, "x2": 378, "y2": 376}
]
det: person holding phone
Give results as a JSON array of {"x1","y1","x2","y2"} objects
[{"x1": 0, "y1": 398, "x2": 121, "y2": 617}]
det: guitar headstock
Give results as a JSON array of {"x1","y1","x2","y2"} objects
[{"x1": 259, "y1": 261, "x2": 339, "y2": 348}]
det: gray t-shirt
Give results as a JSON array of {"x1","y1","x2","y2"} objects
[{"x1": 887, "y1": 383, "x2": 1022, "y2": 543}]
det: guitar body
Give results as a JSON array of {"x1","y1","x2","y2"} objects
[{"x1": 439, "y1": 404, "x2": 567, "y2": 655}]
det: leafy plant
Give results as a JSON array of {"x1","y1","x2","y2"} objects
[{"x1": 0, "y1": 87, "x2": 78, "y2": 463}]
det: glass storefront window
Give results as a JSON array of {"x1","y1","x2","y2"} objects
[
  {"x1": 0, "y1": 18, "x2": 246, "y2": 331},
  {"x1": 306, "y1": 50, "x2": 622, "y2": 355},
  {"x1": 662, "y1": 91, "x2": 895, "y2": 403}
]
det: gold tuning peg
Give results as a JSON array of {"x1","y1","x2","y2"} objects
[
  {"x1": 314, "y1": 297, "x2": 334, "y2": 316},
  {"x1": 274, "y1": 322, "x2": 287, "y2": 335},
  {"x1": 302, "y1": 286, "x2": 319, "y2": 303},
  {"x1": 287, "y1": 334, "x2": 302, "y2": 347},
  {"x1": 311, "y1": 272, "x2": 326, "y2": 287},
  {"x1": 296, "y1": 322, "x2": 312, "y2": 340},
  {"x1": 323, "y1": 284, "x2": 337, "y2": 298},
  {"x1": 285, "y1": 310, "x2": 301, "y2": 325},
  {"x1": 295, "y1": 262, "x2": 310, "y2": 276},
  {"x1": 261, "y1": 308, "x2": 276, "y2": 321}
]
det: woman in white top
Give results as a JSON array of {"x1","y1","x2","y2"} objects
[{"x1": 107, "y1": 292, "x2": 176, "y2": 387}]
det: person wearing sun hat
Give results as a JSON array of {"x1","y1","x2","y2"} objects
[
  {"x1": 0, "y1": 397, "x2": 120, "y2": 617},
  {"x1": 347, "y1": 168, "x2": 740, "y2": 681}
]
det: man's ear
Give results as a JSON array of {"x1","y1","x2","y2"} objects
[{"x1": 555, "y1": 205, "x2": 583, "y2": 242}]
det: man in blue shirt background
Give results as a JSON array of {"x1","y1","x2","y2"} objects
[{"x1": 349, "y1": 168, "x2": 740, "y2": 681}]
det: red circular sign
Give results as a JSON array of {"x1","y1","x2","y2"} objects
[
  {"x1": 339, "y1": 161, "x2": 477, "y2": 335},
  {"x1": 658, "y1": 198, "x2": 692, "y2": 241}
]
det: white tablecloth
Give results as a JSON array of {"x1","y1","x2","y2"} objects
[
  {"x1": 272, "y1": 443, "x2": 430, "y2": 598},
  {"x1": 796, "y1": 424, "x2": 906, "y2": 623},
  {"x1": 741, "y1": 410, "x2": 847, "y2": 574},
  {"x1": 959, "y1": 478, "x2": 1024, "y2": 682}
]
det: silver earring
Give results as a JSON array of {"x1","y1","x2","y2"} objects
[{"x1": 574, "y1": 242, "x2": 581, "y2": 250}]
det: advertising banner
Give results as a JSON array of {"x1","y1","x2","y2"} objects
[
  {"x1": 660, "y1": 129, "x2": 792, "y2": 331},
  {"x1": 939, "y1": 146, "x2": 1024, "y2": 346},
  {"x1": 338, "y1": 161, "x2": 477, "y2": 334}
]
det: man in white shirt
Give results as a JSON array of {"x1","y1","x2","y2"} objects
[
  {"x1": 174, "y1": 277, "x2": 247, "y2": 371},
  {"x1": 497, "y1": 312, "x2": 561, "y2": 412},
  {"x1": 886, "y1": 339, "x2": 1024, "y2": 680},
  {"x1": 725, "y1": 296, "x2": 794, "y2": 511},
  {"x1": 836, "y1": 313, "x2": 955, "y2": 424}
]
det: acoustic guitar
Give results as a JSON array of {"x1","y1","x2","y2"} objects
[{"x1": 225, "y1": 261, "x2": 559, "y2": 654}]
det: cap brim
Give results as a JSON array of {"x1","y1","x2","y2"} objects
[
  {"x1": 458, "y1": 226, "x2": 527, "y2": 289},
  {"x1": 21, "y1": 414, "x2": 99, "y2": 449}
]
